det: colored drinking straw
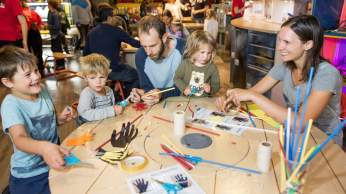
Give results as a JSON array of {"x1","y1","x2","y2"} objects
[
  {"x1": 290, "y1": 87, "x2": 301, "y2": 160},
  {"x1": 297, "y1": 119, "x2": 313, "y2": 163},
  {"x1": 307, "y1": 119, "x2": 346, "y2": 163},
  {"x1": 293, "y1": 67, "x2": 314, "y2": 161}
]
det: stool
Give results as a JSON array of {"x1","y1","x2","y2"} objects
[{"x1": 44, "y1": 52, "x2": 80, "y2": 81}]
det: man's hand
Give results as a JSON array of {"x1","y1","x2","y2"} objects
[
  {"x1": 130, "y1": 88, "x2": 145, "y2": 103},
  {"x1": 142, "y1": 89, "x2": 161, "y2": 106}
]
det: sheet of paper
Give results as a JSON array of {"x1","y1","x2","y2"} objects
[
  {"x1": 188, "y1": 107, "x2": 251, "y2": 136},
  {"x1": 127, "y1": 165, "x2": 205, "y2": 194}
]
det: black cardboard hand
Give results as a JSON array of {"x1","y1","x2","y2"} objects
[{"x1": 110, "y1": 122, "x2": 138, "y2": 148}]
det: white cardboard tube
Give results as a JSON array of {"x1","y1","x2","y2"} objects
[
  {"x1": 173, "y1": 111, "x2": 185, "y2": 136},
  {"x1": 257, "y1": 141, "x2": 272, "y2": 173}
]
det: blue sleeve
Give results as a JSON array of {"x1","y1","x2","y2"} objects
[
  {"x1": 48, "y1": 12, "x2": 60, "y2": 31},
  {"x1": 175, "y1": 38, "x2": 186, "y2": 55},
  {"x1": 135, "y1": 48, "x2": 154, "y2": 92},
  {"x1": 118, "y1": 29, "x2": 141, "y2": 48},
  {"x1": 1, "y1": 97, "x2": 25, "y2": 134}
]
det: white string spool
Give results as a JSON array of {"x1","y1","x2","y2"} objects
[
  {"x1": 257, "y1": 141, "x2": 272, "y2": 173},
  {"x1": 173, "y1": 111, "x2": 186, "y2": 136}
]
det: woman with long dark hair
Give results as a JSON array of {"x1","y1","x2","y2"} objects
[{"x1": 218, "y1": 15, "x2": 343, "y2": 145}]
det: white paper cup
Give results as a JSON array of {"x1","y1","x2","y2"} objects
[
  {"x1": 173, "y1": 111, "x2": 185, "y2": 136},
  {"x1": 257, "y1": 141, "x2": 272, "y2": 173}
]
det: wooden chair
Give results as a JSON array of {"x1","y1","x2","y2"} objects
[{"x1": 44, "y1": 52, "x2": 80, "y2": 81}]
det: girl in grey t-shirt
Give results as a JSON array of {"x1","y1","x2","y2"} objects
[{"x1": 218, "y1": 15, "x2": 343, "y2": 145}]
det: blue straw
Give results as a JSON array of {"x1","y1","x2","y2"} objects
[
  {"x1": 293, "y1": 67, "x2": 314, "y2": 161},
  {"x1": 307, "y1": 119, "x2": 346, "y2": 163},
  {"x1": 283, "y1": 120, "x2": 287, "y2": 155},
  {"x1": 245, "y1": 104, "x2": 256, "y2": 127},
  {"x1": 296, "y1": 123, "x2": 310, "y2": 163},
  {"x1": 285, "y1": 120, "x2": 291, "y2": 158},
  {"x1": 290, "y1": 87, "x2": 301, "y2": 160},
  {"x1": 248, "y1": 113, "x2": 257, "y2": 127}
]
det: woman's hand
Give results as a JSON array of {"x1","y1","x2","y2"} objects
[
  {"x1": 225, "y1": 88, "x2": 256, "y2": 108},
  {"x1": 215, "y1": 96, "x2": 226, "y2": 112}
]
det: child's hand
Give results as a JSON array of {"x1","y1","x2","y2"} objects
[
  {"x1": 183, "y1": 87, "x2": 191, "y2": 96},
  {"x1": 114, "y1": 105, "x2": 124, "y2": 115},
  {"x1": 41, "y1": 142, "x2": 69, "y2": 170},
  {"x1": 203, "y1": 83, "x2": 211, "y2": 93},
  {"x1": 58, "y1": 106, "x2": 77, "y2": 125}
]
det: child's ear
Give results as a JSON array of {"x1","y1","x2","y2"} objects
[{"x1": 1, "y1": 78, "x2": 14, "y2": 88}]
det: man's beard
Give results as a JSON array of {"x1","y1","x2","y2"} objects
[{"x1": 150, "y1": 39, "x2": 165, "y2": 61}]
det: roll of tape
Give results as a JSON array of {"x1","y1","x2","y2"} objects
[
  {"x1": 120, "y1": 155, "x2": 148, "y2": 173},
  {"x1": 174, "y1": 111, "x2": 186, "y2": 135},
  {"x1": 257, "y1": 141, "x2": 272, "y2": 173}
]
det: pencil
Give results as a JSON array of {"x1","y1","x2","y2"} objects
[{"x1": 142, "y1": 87, "x2": 175, "y2": 97}]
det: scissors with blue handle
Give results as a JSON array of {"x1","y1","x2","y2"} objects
[
  {"x1": 152, "y1": 178, "x2": 182, "y2": 194},
  {"x1": 159, "y1": 152, "x2": 261, "y2": 175},
  {"x1": 64, "y1": 153, "x2": 94, "y2": 168}
]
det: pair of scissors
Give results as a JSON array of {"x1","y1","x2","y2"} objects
[{"x1": 152, "y1": 178, "x2": 182, "y2": 194}]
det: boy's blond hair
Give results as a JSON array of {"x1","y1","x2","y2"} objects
[
  {"x1": 0, "y1": 46, "x2": 37, "y2": 85},
  {"x1": 183, "y1": 30, "x2": 217, "y2": 64},
  {"x1": 79, "y1": 54, "x2": 110, "y2": 77}
]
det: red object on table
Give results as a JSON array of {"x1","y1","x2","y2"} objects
[{"x1": 133, "y1": 102, "x2": 148, "y2": 111}]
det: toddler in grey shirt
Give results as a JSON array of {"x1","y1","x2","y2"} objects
[{"x1": 77, "y1": 54, "x2": 123, "y2": 125}]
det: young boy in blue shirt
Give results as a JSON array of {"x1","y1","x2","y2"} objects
[{"x1": 0, "y1": 46, "x2": 76, "y2": 194}]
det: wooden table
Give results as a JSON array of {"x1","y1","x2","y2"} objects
[{"x1": 49, "y1": 97, "x2": 346, "y2": 194}]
